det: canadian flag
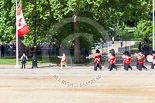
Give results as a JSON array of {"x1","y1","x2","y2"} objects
[{"x1": 17, "y1": 4, "x2": 29, "y2": 37}]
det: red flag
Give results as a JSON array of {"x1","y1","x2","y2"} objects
[{"x1": 17, "y1": 4, "x2": 29, "y2": 37}]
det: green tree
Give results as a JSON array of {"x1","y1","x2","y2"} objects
[{"x1": 0, "y1": 0, "x2": 152, "y2": 63}]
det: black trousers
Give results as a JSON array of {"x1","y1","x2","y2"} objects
[
  {"x1": 138, "y1": 63, "x2": 147, "y2": 71},
  {"x1": 1, "y1": 51, "x2": 4, "y2": 57},
  {"x1": 151, "y1": 63, "x2": 155, "y2": 69},
  {"x1": 22, "y1": 62, "x2": 26, "y2": 69},
  {"x1": 109, "y1": 64, "x2": 117, "y2": 71},
  {"x1": 136, "y1": 61, "x2": 139, "y2": 69},
  {"x1": 124, "y1": 63, "x2": 132, "y2": 71},
  {"x1": 94, "y1": 63, "x2": 102, "y2": 71},
  {"x1": 124, "y1": 63, "x2": 126, "y2": 69}
]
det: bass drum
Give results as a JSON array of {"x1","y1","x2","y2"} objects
[{"x1": 147, "y1": 55, "x2": 153, "y2": 62}]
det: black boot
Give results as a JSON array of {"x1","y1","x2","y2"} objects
[
  {"x1": 130, "y1": 67, "x2": 132, "y2": 70},
  {"x1": 115, "y1": 68, "x2": 117, "y2": 71}
]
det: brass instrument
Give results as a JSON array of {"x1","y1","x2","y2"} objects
[
  {"x1": 134, "y1": 53, "x2": 137, "y2": 57},
  {"x1": 134, "y1": 52, "x2": 142, "y2": 59},
  {"x1": 134, "y1": 52, "x2": 139, "y2": 57}
]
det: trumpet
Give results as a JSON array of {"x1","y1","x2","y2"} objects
[
  {"x1": 134, "y1": 52, "x2": 143, "y2": 60},
  {"x1": 134, "y1": 53, "x2": 138, "y2": 57},
  {"x1": 134, "y1": 52, "x2": 141, "y2": 57}
]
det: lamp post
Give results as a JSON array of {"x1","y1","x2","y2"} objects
[{"x1": 32, "y1": 0, "x2": 37, "y2": 68}]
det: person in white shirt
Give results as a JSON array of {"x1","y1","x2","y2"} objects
[
  {"x1": 21, "y1": 53, "x2": 27, "y2": 69},
  {"x1": 57, "y1": 53, "x2": 68, "y2": 70}
]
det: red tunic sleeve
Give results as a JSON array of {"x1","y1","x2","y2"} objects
[
  {"x1": 109, "y1": 56, "x2": 115, "y2": 64},
  {"x1": 123, "y1": 58, "x2": 126, "y2": 63},
  {"x1": 153, "y1": 55, "x2": 155, "y2": 59},
  {"x1": 138, "y1": 56, "x2": 145, "y2": 63},
  {"x1": 126, "y1": 57, "x2": 131, "y2": 64},
  {"x1": 94, "y1": 55, "x2": 100, "y2": 63}
]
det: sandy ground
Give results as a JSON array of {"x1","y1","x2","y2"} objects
[{"x1": 0, "y1": 69, "x2": 155, "y2": 103}]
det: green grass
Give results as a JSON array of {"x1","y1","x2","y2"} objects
[
  {"x1": 0, "y1": 56, "x2": 93, "y2": 65},
  {"x1": 0, "y1": 57, "x2": 17, "y2": 65},
  {"x1": 0, "y1": 57, "x2": 60, "y2": 65}
]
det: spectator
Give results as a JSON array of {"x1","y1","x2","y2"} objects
[
  {"x1": 117, "y1": 34, "x2": 120, "y2": 41},
  {"x1": 1, "y1": 43, "x2": 5, "y2": 57},
  {"x1": 21, "y1": 53, "x2": 27, "y2": 69},
  {"x1": 51, "y1": 43, "x2": 55, "y2": 54},
  {"x1": 112, "y1": 37, "x2": 114, "y2": 44},
  {"x1": 139, "y1": 42, "x2": 142, "y2": 52},
  {"x1": 121, "y1": 41, "x2": 123, "y2": 47}
]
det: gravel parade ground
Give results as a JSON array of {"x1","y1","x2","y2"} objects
[{"x1": 0, "y1": 66, "x2": 155, "y2": 103}]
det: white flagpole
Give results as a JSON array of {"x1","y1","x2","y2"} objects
[
  {"x1": 153, "y1": 0, "x2": 155, "y2": 50},
  {"x1": 15, "y1": 0, "x2": 20, "y2": 68}
]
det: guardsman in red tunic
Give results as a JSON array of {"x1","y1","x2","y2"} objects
[
  {"x1": 123, "y1": 56, "x2": 126, "y2": 70},
  {"x1": 123, "y1": 51, "x2": 128, "y2": 70},
  {"x1": 109, "y1": 53, "x2": 117, "y2": 71},
  {"x1": 138, "y1": 52, "x2": 147, "y2": 71},
  {"x1": 86, "y1": 50, "x2": 102, "y2": 71},
  {"x1": 94, "y1": 53, "x2": 102, "y2": 71},
  {"x1": 151, "y1": 50, "x2": 155, "y2": 69},
  {"x1": 135, "y1": 51, "x2": 140, "y2": 69},
  {"x1": 125, "y1": 52, "x2": 132, "y2": 71},
  {"x1": 136, "y1": 55, "x2": 139, "y2": 69}
]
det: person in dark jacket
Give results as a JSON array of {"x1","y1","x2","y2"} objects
[
  {"x1": 138, "y1": 42, "x2": 142, "y2": 52},
  {"x1": 1, "y1": 44, "x2": 5, "y2": 57}
]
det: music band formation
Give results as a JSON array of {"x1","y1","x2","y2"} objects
[{"x1": 86, "y1": 49, "x2": 155, "y2": 71}]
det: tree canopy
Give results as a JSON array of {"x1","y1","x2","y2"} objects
[{"x1": 0, "y1": 0, "x2": 152, "y2": 46}]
